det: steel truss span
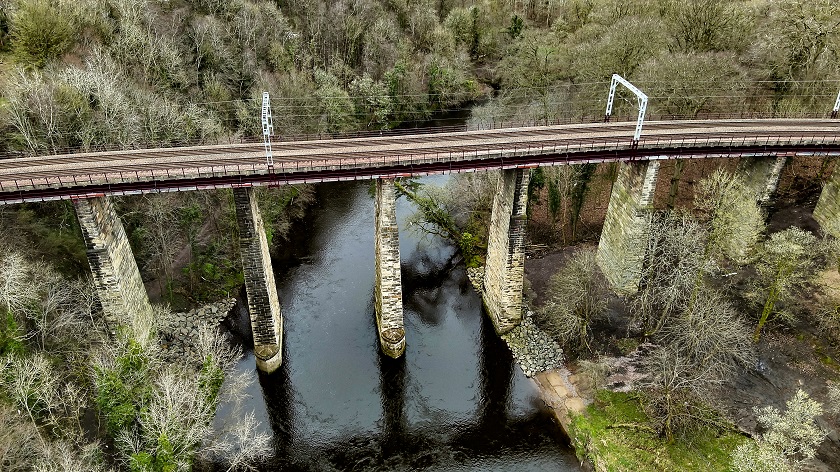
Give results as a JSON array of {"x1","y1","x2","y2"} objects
[{"x1": 0, "y1": 118, "x2": 838, "y2": 204}]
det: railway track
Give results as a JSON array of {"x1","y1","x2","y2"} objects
[{"x1": 0, "y1": 118, "x2": 837, "y2": 203}]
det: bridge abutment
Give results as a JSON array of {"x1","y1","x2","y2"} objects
[
  {"x1": 482, "y1": 168, "x2": 530, "y2": 334},
  {"x1": 232, "y1": 187, "x2": 283, "y2": 373},
  {"x1": 374, "y1": 178, "x2": 406, "y2": 358},
  {"x1": 597, "y1": 160, "x2": 660, "y2": 294},
  {"x1": 74, "y1": 196, "x2": 152, "y2": 325},
  {"x1": 815, "y1": 163, "x2": 840, "y2": 238},
  {"x1": 739, "y1": 156, "x2": 787, "y2": 203}
]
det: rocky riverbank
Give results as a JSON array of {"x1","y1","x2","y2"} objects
[
  {"x1": 501, "y1": 311, "x2": 565, "y2": 377},
  {"x1": 159, "y1": 298, "x2": 237, "y2": 362}
]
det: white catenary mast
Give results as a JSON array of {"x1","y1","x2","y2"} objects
[{"x1": 604, "y1": 74, "x2": 648, "y2": 148}]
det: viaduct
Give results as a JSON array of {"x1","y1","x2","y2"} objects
[{"x1": 2, "y1": 117, "x2": 839, "y2": 372}]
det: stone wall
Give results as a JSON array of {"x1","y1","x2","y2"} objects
[
  {"x1": 374, "y1": 179, "x2": 405, "y2": 358},
  {"x1": 482, "y1": 168, "x2": 530, "y2": 334},
  {"x1": 74, "y1": 196, "x2": 151, "y2": 326},
  {"x1": 596, "y1": 160, "x2": 660, "y2": 294},
  {"x1": 815, "y1": 164, "x2": 840, "y2": 238},
  {"x1": 739, "y1": 155, "x2": 787, "y2": 203},
  {"x1": 232, "y1": 187, "x2": 283, "y2": 373}
]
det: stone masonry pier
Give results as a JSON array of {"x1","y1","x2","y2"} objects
[
  {"x1": 597, "y1": 160, "x2": 660, "y2": 294},
  {"x1": 232, "y1": 187, "x2": 283, "y2": 373},
  {"x1": 74, "y1": 196, "x2": 152, "y2": 325},
  {"x1": 483, "y1": 168, "x2": 530, "y2": 334},
  {"x1": 374, "y1": 178, "x2": 406, "y2": 358},
  {"x1": 815, "y1": 163, "x2": 840, "y2": 238},
  {"x1": 740, "y1": 155, "x2": 787, "y2": 204}
]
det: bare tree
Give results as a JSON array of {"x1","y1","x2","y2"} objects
[
  {"x1": 0, "y1": 251, "x2": 36, "y2": 316},
  {"x1": 639, "y1": 346, "x2": 724, "y2": 439},
  {"x1": 536, "y1": 247, "x2": 610, "y2": 353},
  {"x1": 0, "y1": 404, "x2": 41, "y2": 472},
  {"x1": 632, "y1": 212, "x2": 712, "y2": 337},
  {"x1": 209, "y1": 411, "x2": 272, "y2": 472},
  {"x1": 658, "y1": 287, "x2": 754, "y2": 382}
]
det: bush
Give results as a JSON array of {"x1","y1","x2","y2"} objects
[
  {"x1": 0, "y1": 311, "x2": 25, "y2": 356},
  {"x1": 10, "y1": 0, "x2": 76, "y2": 67}
]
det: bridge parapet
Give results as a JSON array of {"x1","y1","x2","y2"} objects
[{"x1": 0, "y1": 120, "x2": 837, "y2": 204}]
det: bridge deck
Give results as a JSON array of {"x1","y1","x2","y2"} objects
[{"x1": 0, "y1": 119, "x2": 837, "y2": 204}]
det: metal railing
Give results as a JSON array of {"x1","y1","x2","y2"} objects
[{"x1": 1, "y1": 132, "x2": 838, "y2": 201}]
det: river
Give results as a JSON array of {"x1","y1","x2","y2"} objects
[{"x1": 219, "y1": 177, "x2": 581, "y2": 471}]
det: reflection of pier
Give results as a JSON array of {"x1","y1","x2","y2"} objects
[{"x1": 259, "y1": 313, "x2": 558, "y2": 470}]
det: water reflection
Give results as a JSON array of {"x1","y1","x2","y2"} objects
[{"x1": 218, "y1": 180, "x2": 579, "y2": 471}]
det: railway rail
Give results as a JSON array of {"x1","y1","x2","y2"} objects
[{"x1": 0, "y1": 118, "x2": 838, "y2": 204}]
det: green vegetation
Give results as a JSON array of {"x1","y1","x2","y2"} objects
[
  {"x1": 0, "y1": 244, "x2": 270, "y2": 471},
  {"x1": 569, "y1": 390, "x2": 748, "y2": 472},
  {"x1": 397, "y1": 175, "x2": 495, "y2": 268},
  {"x1": 535, "y1": 162, "x2": 833, "y2": 467},
  {"x1": 0, "y1": 0, "x2": 838, "y2": 470},
  {"x1": 732, "y1": 390, "x2": 826, "y2": 472},
  {"x1": 753, "y1": 227, "x2": 818, "y2": 341}
]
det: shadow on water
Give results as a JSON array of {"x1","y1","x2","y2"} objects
[{"x1": 214, "y1": 181, "x2": 580, "y2": 471}]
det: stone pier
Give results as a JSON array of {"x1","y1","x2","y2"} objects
[
  {"x1": 482, "y1": 168, "x2": 530, "y2": 334},
  {"x1": 74, "y1": 196, "x2": 152, "y2": 326},
  {"x1": 374, "y1": 178, "x2": 406, "y2": 358},
  {"x1": 815, "y1": 163, "x2": 840, "y2": 238},
  {"x1": 596, "y1": 160, "x2": 660, "y2": 294},
  {"x1": 739, "y1": 156, "x2": 787, "y2": 204},
  {"x1": 232, "y1": 187, "x2": 283, "y2": 373}
]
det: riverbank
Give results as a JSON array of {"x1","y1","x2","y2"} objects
[{"x1": 496, "y1": 156, "x2": 840, "y2": 470}]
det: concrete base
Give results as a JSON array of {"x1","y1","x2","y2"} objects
[
  {"x1": 74, "y1": 196, "x2": 152, "y2": 326},
  {"x1": 596, "y1": 161, "x2": 660, "y2": 294},
  {"x1": 482, "y1": 168, "x2": 530, "y2": 334},
  {"x1": 232, "y1": 187, "x2": 283, "y2": 374},
  {"x1": 374, "y1": 179, "x2": 406, "y2": 358},
  {"x1": 815, "y1": 162, "x2": 840, "y2": 238}
]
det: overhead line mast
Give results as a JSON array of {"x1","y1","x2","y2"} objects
[
  {"x1": 604, "y1": 74, "x2": 648, "y2": 148},
  {"x1": 262, "y1": 92, "x2": 274, "y2": 167}
]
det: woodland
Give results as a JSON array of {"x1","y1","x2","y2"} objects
[{"x1": 0, "y1": 0, "x2": 839, "y2": 470}]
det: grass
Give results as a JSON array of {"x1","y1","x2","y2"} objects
[{"x1": 569, "y1": 390, "x2": 749, "y2": 472}]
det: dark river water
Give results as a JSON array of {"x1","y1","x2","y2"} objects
[{"x1": 220, "y1": 178, "x2": 581, "y2": 471}]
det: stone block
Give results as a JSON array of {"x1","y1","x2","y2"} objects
[{"x1": 739, "y1": 155, "x2": 787, "y2": 204}]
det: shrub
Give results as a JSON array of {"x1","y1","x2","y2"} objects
[{"x1": 10, "y1": 0, "x2": 76, "y2": 67}]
